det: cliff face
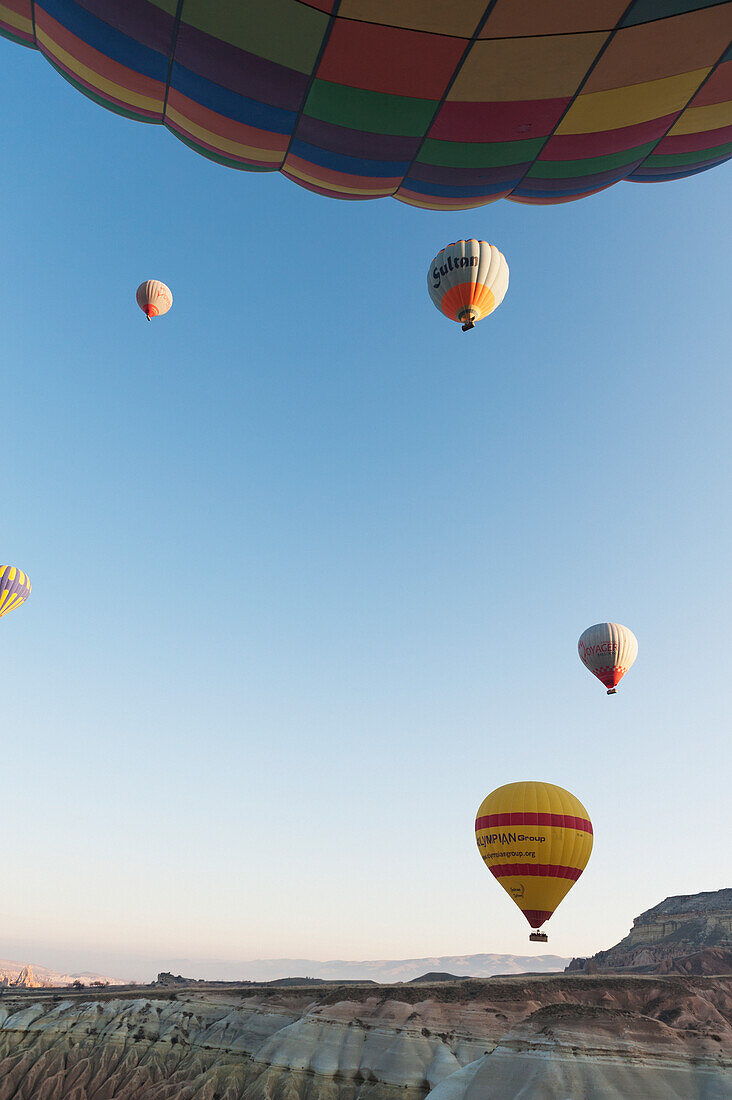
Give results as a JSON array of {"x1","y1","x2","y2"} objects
[
  {"x1": 626, "y1": 891, "x2": 732, "y2": 949},
  {"x1": 569, "y1": 889, "x2": 732, "y2": 974},
  {"x1": 0, "y1": 973, "x2": 730, "y2": 1099}
]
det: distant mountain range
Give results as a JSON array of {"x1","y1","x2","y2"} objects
[
  {"x1": 147, "y1": 953, "x2": 571, "y2": 984},
  {"x1": 0, "y1": 953, "x2": 569, "y2": 987}
]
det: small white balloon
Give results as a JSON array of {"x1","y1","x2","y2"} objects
[
  {"x1": 578, "y1": 622, "x2": 638, "y2": 694},
  {"x1": 136, "y1": 280, "x2": 173, "y2": 320},
  {"x1": 427, "y1": 240, "x2": 508, "y2": 331}
]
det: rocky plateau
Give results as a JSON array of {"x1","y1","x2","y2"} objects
[{"x1": 568, "y1": 889, "x2": 732, "y2": 975}]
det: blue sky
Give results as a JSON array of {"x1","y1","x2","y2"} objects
[{"x1": 1, "y1": 39, "x2": 731, "y2": 981}]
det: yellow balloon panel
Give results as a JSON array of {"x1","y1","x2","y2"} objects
[{"x1": 475, "y1": 781, "x2": 593, "y2": 930}]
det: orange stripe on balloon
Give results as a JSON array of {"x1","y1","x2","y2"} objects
[{"x1": 440, "y1": 282, "x2": 495, "y2": 322}]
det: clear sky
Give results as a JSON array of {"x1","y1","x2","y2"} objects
[{"x1": 1, "y1": 38, "x2": 731, "y2": 983}]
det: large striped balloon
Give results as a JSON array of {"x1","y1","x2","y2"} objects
[
  {"x1": 579, "y1": 622, "x2": 638, "y2": 694},
  {"x1": 1, "y1": 2, "x2": 731, "y2": 210},
  {"x1": 428, "y1": 240, "x2": 508, "y2": 331},
  {"x1": 475, "y1": 781, "x2": 593, "y2": 936},
  {"x1": 0, "y1": 566, "x2": 31, "y2": 619}
]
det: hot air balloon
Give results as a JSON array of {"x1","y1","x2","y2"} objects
[
  {"x1": 136, "y1": 281, "x2": 172, "y2": 321},
  {"x1": 428, "y1": 240, "x2": 508, "y2": 331},
  {"x1": 578, "y1": 623, "x2": 638, "y2": 695},
  {"x1": 2, "y1": 4, "x2": 731, "y2": 210},
  {"x1": 0, "y1": 566, "x2": 31, "y2": 619},
  {"x1": 475, "y1": 781, "x2": 593, "y2": 942}
]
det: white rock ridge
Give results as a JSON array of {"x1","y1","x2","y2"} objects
[{"x1": 425, "y1": 1003, "x2": 732, "y2": 1100}]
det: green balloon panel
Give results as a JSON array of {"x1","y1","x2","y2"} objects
[{"x1": 1, "y1": 0, "x2": 731, "y2": 208}]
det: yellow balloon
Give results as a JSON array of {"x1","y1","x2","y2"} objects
[
  {"x1": 475, "y1": 781, "x2": 593, "y2": 941},
  {"x1": 0, "y1": 566, "x2": 31, "y2": 619}
]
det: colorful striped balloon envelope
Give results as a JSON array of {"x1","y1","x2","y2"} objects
[
  {"x1": 475, "y1": 781, "x2": 593, "y2": 935},
  {"x1": 1, "y1": 1, "x2": 730, "y2": 209},
  {"x1": 0, "y1": 566, "x2": 31, "y2": 619}
]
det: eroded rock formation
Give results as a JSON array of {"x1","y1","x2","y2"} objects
[
  {"x1": 569, "y1": 889, "x2": 732, "y2": 974},
  {"x1": 0, "y1": 958, "x2": 117, "y2": 989},
  {"x1": 0, "y1": 973, "x2": 730, "y2": 1099}
]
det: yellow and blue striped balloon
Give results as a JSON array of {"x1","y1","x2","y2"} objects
[{"x1": 0, "y1": 566, "x2": 31, "y2": 619}]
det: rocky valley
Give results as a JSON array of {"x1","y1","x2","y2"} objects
[
  {"x1": 2, "y1": 890, "x2": 731, "y2": 1098},
  {"x1": 0, "y1": 971, "x2": 731, "y2": 1099}
]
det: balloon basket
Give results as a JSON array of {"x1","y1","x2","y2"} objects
[
  {"x1": 529, "y1": 932, "x2": 548, "y2": 942},
  {"x1": 606, "y1": 688, "x2": 617, "y2": 695}
]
